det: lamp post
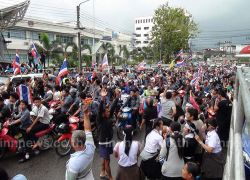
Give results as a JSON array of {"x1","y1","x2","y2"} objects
[{"x1": 76, "y1": 0, "x2": 91, "y2": 71}]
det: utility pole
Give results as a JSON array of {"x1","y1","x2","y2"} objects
[
  {"x1": 76, "y1": 5, "x2": 82, "y2": 71},
  {"x1": 76, "y1": 0, "x2": 91, "y2": 72}
]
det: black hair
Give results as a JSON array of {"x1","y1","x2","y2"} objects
[
  {"x1": 146, "y1": 97, "x2": 154, "y2": 107},
  {"x1": 10, "y1": 92, "x2": 19, "y2": 100},
  {"x1": 95, "y1": 79, "x2": 101, "y2": 86},
  {"x1": 166, "y1": 91, "x2": 172, "y2": 99},
  {"x1": 79, "y1": 92, "x2": 86, "y2": 99},
  {"x1": 45, "y1": 84, "x2": 51, "y2": 89},
  {"x1": 218, "y1": 89, "x2": 228, "y2": 99},
  {"x1": 152, "y1": 118, "x2": 162, "y2": 129},
  {"x1": 63, "y1": 88, "x2": 70, "y2": 94},
  {"x1": 123, "y1": 126, "x2": 133, "y2": 156},
  {"x1": 170, "y1": 122, "x2": 184, "y2": 159},
  {"x1": 186, "y1": 107, "x2": 198, "y2": 120},
  {"x1": 1, "y1": 92, "x2": 9, "y2": 100},
  {"x1": 0, "y1": 96, "x2": 4, "y2": 102},
  {"x1": 33, "y1": 96, "x2": 42, "y2": 101},
  {"x1": 186, "y1": 162, "x2": 200, "y2": 179},
  {"x1": 0, "y1": 167, "x2": 9, "y2": 180},
  {"x1": 54, "y1": 85, "x2": 61, "y2": 91},
  {"x1": 19, "y1": 100, "x2": 28, "y2": 107}
]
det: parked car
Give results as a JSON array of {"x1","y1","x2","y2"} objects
[{"x1": 10, "y1": 73, "x2": 56, "y2": 86}]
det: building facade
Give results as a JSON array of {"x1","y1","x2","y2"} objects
[
  {"x1": 134, "y1": 16, "x2": 154, "y2": 49},
  {"x1": 1, "y1": 17, "x2": 133, "y2": 65}
]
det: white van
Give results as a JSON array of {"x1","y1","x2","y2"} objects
[{"x1": 10, "y1": 73, "x2": 56, "y2": 86}]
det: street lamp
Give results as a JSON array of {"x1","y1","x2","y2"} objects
[{"x1": 76, "y1": 0, "x2": 91, "y2": 71}]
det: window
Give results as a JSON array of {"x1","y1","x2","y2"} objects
[
  {"x1": 135, "y1": 20, "x2": 137, "y2": 24},
  {"x1": 144, "y1": 34, "x2": 149, "y2": 37},
  {"x1": 56, "y1": 35, "x2": 73, "y2": 44},
  {"x1": 136, "y1": 27, "x2": 141, "y2": 30},
  {"x1": 3, "y1": 30, "x2": 26, "y2": 39},
  {"x1": 146, "y1": 19, "x2": 147, "y2": 23},
  {"x1": 136, "y1": 41, "x2": 141, "y2": 44},
  {"x1": 143, "y1": 19, "x2": 145, "y2": 23},
  {"x1": 144, "y1": 41, "x2": 149, "y2": 44},
  {"x1": 144, "y1": 27, "x2": 149, "y2": 30},
  {"x1": 31, "y1": 32, "x2": 40, "y2": 40},
  {"x1": 136, "y1": 34, "x2": 141, "y2": 37}
]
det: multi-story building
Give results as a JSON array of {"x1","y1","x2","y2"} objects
[
  {"x1": 1, "y1": 17, "x2": 133, "y2": 65},
  {"x1": 134, "y1": 16, "x2": 154, "y2": 49}
]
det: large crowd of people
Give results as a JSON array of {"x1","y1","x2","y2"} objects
[{"x1": 0, "y1": 63, "x2": 235, "y2": 180}]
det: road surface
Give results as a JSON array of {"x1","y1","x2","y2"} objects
[{"x1": 1, "y1": 128, "x2": 145, "y2": 180}]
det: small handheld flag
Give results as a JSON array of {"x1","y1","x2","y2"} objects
[{"x1": 13, "y1": 53, "x2": 21, "y2": 75}]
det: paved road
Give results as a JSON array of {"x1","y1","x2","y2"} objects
[{"x1": 1, "y1": 128, "x2": 145, "y2": 180}]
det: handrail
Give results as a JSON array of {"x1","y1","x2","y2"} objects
[{"x1": 223, "y1": 67, "x2": 250, "y2": 180}]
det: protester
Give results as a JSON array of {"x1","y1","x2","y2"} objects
[
  {"x1": 113, "y1": 126, "x2": 143, "y2": 180},
  {"x1": 195, "y1": 118, "x2": 224, "y2": 180},
  {"x1": 182, "y1": 162, "x2": 200, "y2": 180},
  {"x1": 65, "y1": 106, "x2": 95, "y2": 180},
  {"x1": 159, "y1": 122, "x2": 185, "y2": 180}
]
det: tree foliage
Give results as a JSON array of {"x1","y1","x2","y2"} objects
[{"x1": 151, "y1": 3, "x2": 198, "y2": 63}]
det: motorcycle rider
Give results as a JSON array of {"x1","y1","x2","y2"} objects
[
  {"x1": 55, "y1": 88, "x2": 74, "y2": 125},
  {"x1": 122, "y1": 87, "x2": 140, "y2": 129},
  {"x1": 8, "y1": 100, "x2": 32, "y2": 163},
  {"x1": 42, "y1": 85, "x2": 53, "y2": 108},
  {"x1": 26, "y1": 96, "x2": 50, "y2": 153}
]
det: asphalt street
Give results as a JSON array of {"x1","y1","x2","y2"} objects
[{"x1": 1, "y1": 127, "x2": 145, "y2": 180}]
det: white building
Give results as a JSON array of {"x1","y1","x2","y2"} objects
[
  {"x1": 134, "y1": 16, "x2": 154, "y2": 49},
  {"x1": 1, "y1": 17, "x2": 133, "y2": 65}
]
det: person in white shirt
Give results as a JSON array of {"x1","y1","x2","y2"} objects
[
  {"x1": 140, "y1": 118, "x2": 163, "y2": 179},
  {"x1": 113, "y1": 126, "x2": 142, "y2": 180},
  {"x1": 195, "y1": 118, "x2": 224, "y2": 179},
  {"x1": 65, "y1": 106, "x2": 95, "y2": 180}
]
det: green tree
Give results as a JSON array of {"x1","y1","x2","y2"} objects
[
  {"x1": 39, "y1": 32, "x2": 62, "y2": 67},
  {"x1": 151, "y1": 3, "x2": 198, "y2": 63},
  {"x1": 101, "y1": 42, "x2": 115, "y2": 64}
]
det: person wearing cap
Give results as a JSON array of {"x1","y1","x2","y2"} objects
[
  {"x1": 65, "y1": 106, "x2": 95, "y2": 180},
  {"x1": 195, "y1": 118, "x2": 224, "y2": 179}
]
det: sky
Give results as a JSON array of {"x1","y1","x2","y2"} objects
[{"x1": 2, "y1": 0, "x2": 250, "y2": 50}]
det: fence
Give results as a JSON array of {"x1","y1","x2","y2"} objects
[{"x1": 223, "y1": 67, "x2": 250, "y2": 180}]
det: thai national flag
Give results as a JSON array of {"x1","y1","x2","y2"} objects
[
  {"x1": 190, "y1": 72, "x2": 199, "y2": 86},
  {"x1": 102, "y1": 53, "x2": 109, "y2": 69},
  {"x1": 176, "y1": 59, "x2": 185, "y2": 67},
  {"x1": 58, "y1": 58, "x2": 69, "y2": 78},
  {"x1": 12, "y1": 53, "x2": 21, "y2": 75},
  {"x1": 137, "y1": 61, "x2": 146, "y2": 71},
  {"x1": 17, "y1": 84, "x2": 32, "y2": 104},
  {"x1": 31, "y1": 42, "x2": 38, "y2": 58}
]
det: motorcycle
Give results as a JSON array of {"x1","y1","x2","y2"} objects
[
  {"x1": 0, "y1": 120, "x2": 55, "y2": 159},
  {"x1": 54, "y1": 116, "x2": 79, "y2": 156}
]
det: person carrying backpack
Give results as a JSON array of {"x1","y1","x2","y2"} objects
[{"x1": 159, "y1": 121, "x2": 185, "y2": 180}]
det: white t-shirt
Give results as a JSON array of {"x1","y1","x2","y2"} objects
[
  {"x1": 53, "y1": 91, "x2": 61, "y2": 100},
  {"x1": 114, "y1": 141, "x2": 141, "y2": 167},
  {"x1": 205, "y1": 130, "x2": 222, "y2": 153},
  {"x1": 37, "y1": 105, "x2": 50, "y2": 124},
  {"x1": 144, "y1": 129, "x2": 163, "y2": 153}
]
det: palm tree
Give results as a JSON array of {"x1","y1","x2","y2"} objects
[
  {"x1": 39, "y1": 32, "x2": 62, "y2": 67},
  {"x1": 101, "y1": 42, "x2": 115, "y2": 64},
  {"x1": 118, "y1": 45, "x2": 129, "y2": 65}
]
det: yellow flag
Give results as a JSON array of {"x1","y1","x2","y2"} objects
[{"x1": 169, "y1": 59, "x2": 175, "y2": 69}]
